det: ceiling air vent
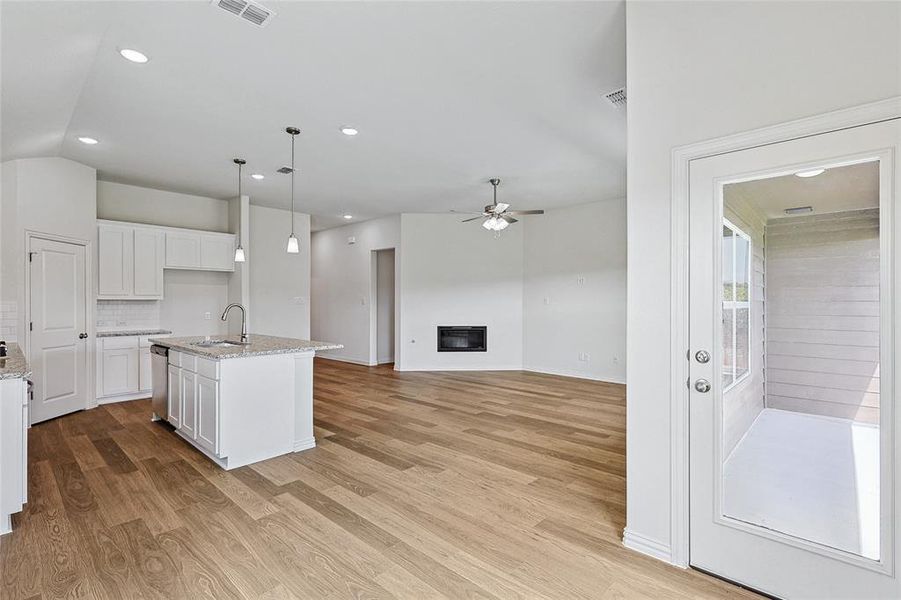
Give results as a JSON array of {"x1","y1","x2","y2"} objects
[
  {"x1": 211, "y1": 0, "x2": 275, "y2": 27},
  {"x1": 604, "y1": 87, "x2": 627, "y2": 108}
]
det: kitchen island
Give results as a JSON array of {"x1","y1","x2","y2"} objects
[{"x1": 148, "y1": 334, "x2": 341, "y2": 469}]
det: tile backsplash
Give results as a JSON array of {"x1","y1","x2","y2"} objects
[
  {"x1": 96, "y1": 300, "x2": 161, "y2": 330},
  {"x1": 0, "y1": 301, "x2": 16, "y2": 342}
]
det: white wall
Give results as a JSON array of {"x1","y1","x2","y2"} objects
[
  {"x1": 1, "y1": 158, "x2": 97, "y2": 343},
  {"x1": 160, "y1": 270, "x2": 230, "y2": 337},
  {"x1": 523, "y1": 199, "x2": 626, "y2": 383},
  {"x1": 249, "y1": 205, "x2": 311, "y2": 339},
  {"x1": 376, "y1": 249, "x2": 395, "y2": 364},
  {"x1": 311, "y1": 215, "x2": 400, "y2": 364},
  {"x1": 399, "y1": 214, "x2": 523, "y2": 371},
  {"x1": 625, "y1": 0, "x2": 901, "y2": 562},
  {"x1": 97, "y1": 180, "x2": 230, "y2": 231}
]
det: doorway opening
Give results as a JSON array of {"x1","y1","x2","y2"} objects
[
  {"x1": 721, "y1": 160, "x2": 880, "y2": 560},
  {"x1": 373, "y1": 248, "x2": 395, "y2": 366}
]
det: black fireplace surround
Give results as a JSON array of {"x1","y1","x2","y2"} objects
[{"x1": 437, "y1": 326, "x2": 487, "y2": 352}]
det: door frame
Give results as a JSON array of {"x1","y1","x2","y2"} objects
[
  {"x1": 23, "y1": 230, "x2": 96, "y2": 414},
  {"x1": 669, "y1": 96, "x2": 901, "y2": 569}
]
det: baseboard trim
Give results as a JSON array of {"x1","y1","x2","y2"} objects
[
  {"x1": 622, "y1": 528, "x2": 674, "y2": 564},
  {"x1": 523, "y1": 367, "x2": 626, "y2": 385},
  {"x1": 316, "y1": 355, "x2": 375, "y2": 367},
  {"x1": 98, "y1": 391, "x2": 152, "y2": 404},
  {"x1": 293, "y1": 437, "x2": 316, "y2": 452},
  {"x1": 397, "y1": 365, "x2": 523, "y2": 372}
]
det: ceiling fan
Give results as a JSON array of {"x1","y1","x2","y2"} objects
[{"x1": 460, "y1": 178, "x2": 545, "y2": 231}]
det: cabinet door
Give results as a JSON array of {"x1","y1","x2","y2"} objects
[
  {"x1": 167, "y1": 364, "x2": 181, "y2": 428},
  {"x1": 139, "y1": 347, "x2": 152, "y2": 392},
  {"x1": 100, "y1": 348, "x2": 140, "y2": 396},
  {"x1": 200, "y1": 234, "x2": 235, "y2": 272},
  {"x1": 133, "y1": 228, "x2": 164, "y2": 298},
  {"x1": 98, "y1": 224, "x2": 133, "y2": 296},
  {"x1": 180, "y1": 370, "x2": 197, "y2": 439},
  {"x1": 0, "y1": 380, "x2": 26, "y2": 516},
  {"x1": 196, "y1": 375, "x2": 219, "y2": 454},
  {"x1": 165, "y1": 232, "x2": 201, "y2": 269}
]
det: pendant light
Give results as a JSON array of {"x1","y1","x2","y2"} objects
[
  {"x1": 285, "y1": 126, "x2": 301, "y2": 254},
  {"x1": 233, "y1": 158, "x2": 246, "y2": 263}
]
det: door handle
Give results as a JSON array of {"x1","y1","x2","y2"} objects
[
  {"x1": 694, "y1": 379, "x2": 711, "y2": 393},
  {"x1": 78, "y1": 333, "x2": 88, "y2": 340}
]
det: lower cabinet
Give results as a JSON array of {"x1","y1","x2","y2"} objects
[
  {"x1": 1, "y1": 377, "x2": 28, "y2": 535},
  {"x1": 168, "y1": 351, "x2": 220, "y2": 459},
  {"x1": 97, "y1": 335, "x2": 157, "y2": 401}
]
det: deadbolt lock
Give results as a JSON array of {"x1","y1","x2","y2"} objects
[{"x1": 695, "y1": 350, "x2": 710, "y2": 364}]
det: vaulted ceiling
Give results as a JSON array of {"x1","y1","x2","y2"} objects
[{"x1": 2, "y1": 1, "x2": 626, "y2": 230}]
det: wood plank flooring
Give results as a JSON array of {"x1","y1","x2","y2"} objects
[{"x1": 0, "y1": 359, "x2": 757, "y2": 599}]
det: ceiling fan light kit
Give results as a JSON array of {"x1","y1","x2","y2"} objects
[{"x1": 462, "y1": 177, "x2": 544, "y2": 233}]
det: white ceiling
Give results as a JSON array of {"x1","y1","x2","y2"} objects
[
  {"x1": 1, "y1": 1, "x2": 626, "y2": 230},
  {"x1": 727, "y1": 161, "x2": 879, "y2": 221}
]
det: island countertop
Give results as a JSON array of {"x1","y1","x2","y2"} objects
[
  {"x1": 0, "y1": 343, "x2": 30, "y2": 380},
  {"x1": 147, "y1": 334, "x2": 343, "y2": 360}
]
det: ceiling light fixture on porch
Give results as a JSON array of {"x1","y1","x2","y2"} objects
[
  {"x1": 233, "y1": 158, "x2": 246, "y2": 263},
  {"x1": 285, "y1": 126, "x2": 301, "y2": 254}
]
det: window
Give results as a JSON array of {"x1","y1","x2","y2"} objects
[{"x1": 723, "y1": 219, "x2": 751, "y2": 390}]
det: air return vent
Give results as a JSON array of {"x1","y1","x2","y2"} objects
[
  {"x1": 211, "y1": 0, "x2": 275, "y2": 27},
  {"x1": 604, "y1": 87, "x2": 627, "y2": 108}
]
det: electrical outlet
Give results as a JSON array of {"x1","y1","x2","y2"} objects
[
  {"x1": 293, "y1": 296, "x2": 306, "y2": 305},
  {"x1": 577, "y1": 276, "x2": 585, "y2": 285},
  {"x1": 613, "y1": 356, "x2": 620, "y2": 364},
  {"x1": 578, "y1": 352, "x2": 591, "y2": 362},
  {"x1": 204, "y1": 311, "x2": 211, "y2": 320},
  {"x1": 543, "y1": 297, "x2": 550, "y2": 305}
]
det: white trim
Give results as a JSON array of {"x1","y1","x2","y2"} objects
[
  {"x1": 623, "y1": 528, "x2": 673, "y2": 563},
  {"x1": 397, "y1": 365, "x2": 523, "y2": 372},
  {"x1": 669, "y1": 96, "x2": 901, "y2": 569},
  {"x1": 293, "y1": 436, "x2": 316, "y2": 452},
  {"x1": 98, "y1": 391, "x2": 151, "y2": 404},
  {"x1": 523, "y1": 367, "x2": 626, "y2": 385},
  {"x1": 316, "y1": 355, "x2": 376, "y2": 367}
]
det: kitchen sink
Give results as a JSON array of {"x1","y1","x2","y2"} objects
[{"x1": 190, "y1": 340, "x2": 250, "y2": 348}]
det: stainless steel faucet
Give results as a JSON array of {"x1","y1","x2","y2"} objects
[{"x1": 220, "y1": 303, "x2": 249, "y2": 342}]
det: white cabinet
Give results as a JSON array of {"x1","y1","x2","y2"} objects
[
  {"x1": 98, "y1": 223, "x2": 163, "y2": 300},
  {"x1": 1, "y1": 378, "x2": 28, "y2": 535},
  {"x1": 167, "y1": 363, "x2": 181, "y2": 428},
  {"x1": 165, "y1": 232, "x2": 202, "y2": 269},
  {"x1": 166, "y1": 231, "x2": 235, "y2": 272},
  {"x1": 196, "y1": 375, "x2": 219, "y2": 454},
  {"x1": 98, "y1": 224, "x2": 133, "y2": 297},
  {"x1": 180, "y1": 370, "x2": 197, "y2": 440},
  {"x1": 133, "y1": 228, "x2": 164, "y2": 297},
  {"x1": 96, "y1": 336, "x2": 155, "y2": 401}
]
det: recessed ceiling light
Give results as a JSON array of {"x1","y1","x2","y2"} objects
[
  {"x1": 340, "y1": 127, "x2": 359, "y2": 136},
  {"x1": 795, "y1": 168, "x2": 825, "y2": 178},
  {"x1": 77, "y1": 136, "x2": 99, "y2": 145},
  {"x1": 343, "y1": 214, "x2": 353, "y2": 219},
  {"x1": 119, "y1": 48, "x2": 149, "y2": 64},
  {"x1": 250, "y1": 173, "x2": 265, "y2": 180}
]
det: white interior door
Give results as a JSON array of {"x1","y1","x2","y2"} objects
[
  {"x1": 689, "y1": 118, "x2": 900, "y2": 598},
  {"x1": 29, "y1": 237, "x2": 88, "y2": 424}
]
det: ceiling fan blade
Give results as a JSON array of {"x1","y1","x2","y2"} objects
[
  {"x1": 501, "y1": 215, "x2": 518, "y2": 224},
  {"x1": 494, "y1": 202, "x2": 510, "y2": 213},
  {"x1": 461, "y1": 216, "x2": 485, "y2": 223},
  {"x1": 506, "y1": 209, "x2": 544, "y2": 215}
]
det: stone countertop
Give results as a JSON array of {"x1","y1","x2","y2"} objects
[
  {"x1": 148, "y1": 334, "x2": 343, "y2": 360},
  {"x1": 0, "y1": 343, "x2": 30, "y2": 380},
  {"x1": 97, "y1": 329, "x2": 173, "y2": 338}
]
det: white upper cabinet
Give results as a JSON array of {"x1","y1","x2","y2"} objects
[
  {"x1": 98, "y1": 224, "x2": 134, "y2": 297},
  {"x1": 133, "y1": 228, "x2": 164, "y2": 297},
  {"x1": 98, "y1": 220, "x2": 234, "y2": 300}
]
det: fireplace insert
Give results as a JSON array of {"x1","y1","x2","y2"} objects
[{"x1": 437, "y1": 326, "x2": 487, "y2": 352}]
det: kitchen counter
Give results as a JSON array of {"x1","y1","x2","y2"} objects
[
  {"x1": 0, "y1": 343, "x2": 30, "y2": 380},
  {"x1": 148, "y1": 334, "x2": 342, "y2": 360},
  {"x1": 97, "y1": 328, "x2": 172, "y2": 337}
]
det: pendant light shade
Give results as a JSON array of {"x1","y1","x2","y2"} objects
[
  {"x1": 233, "y1": 158, "x2": 246, "y2": 263},
  {"x1": 285, "y1": 126, "x2": 301, "y2": 254}
]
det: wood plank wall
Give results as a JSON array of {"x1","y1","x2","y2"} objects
[
  {"x1": 764, "y1": 208, "x2": 880, "y2": 423},
  {"x1": 723, "y1": 191, "x2": 768, "y2": 456}
]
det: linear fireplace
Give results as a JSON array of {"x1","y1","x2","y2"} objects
[{"x1": 437, "y1": 326, "x2": 487, "y2": 352}]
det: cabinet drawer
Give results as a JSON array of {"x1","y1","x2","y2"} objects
[
  {"x1": 169, "y1": 350, "x2": 181, "y2": 367},
  {"x1": 181, "y1": 353, "x2": 197, "y2": 373},
  {"x1": 195, "y1": 356, "x2": 219, "y2": 380},
  {"x1": 101, "y1": 336, "x2": 139, "y2": 350}
]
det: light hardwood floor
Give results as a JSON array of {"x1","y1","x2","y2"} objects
[{"x1": 0, "y1": 359, "x2": 757, "y2": 599}]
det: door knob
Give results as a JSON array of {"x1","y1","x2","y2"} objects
[
  {"x1": 694, "y1": 379, "x2": 711, "y2": 393},
  {"x1": 78, "y1": 333, "x2": 88, "y2": 340}
]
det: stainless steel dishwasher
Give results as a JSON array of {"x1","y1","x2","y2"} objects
[{"x1": 150, "y1": 344, "x2": 169, "y2": 421}]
